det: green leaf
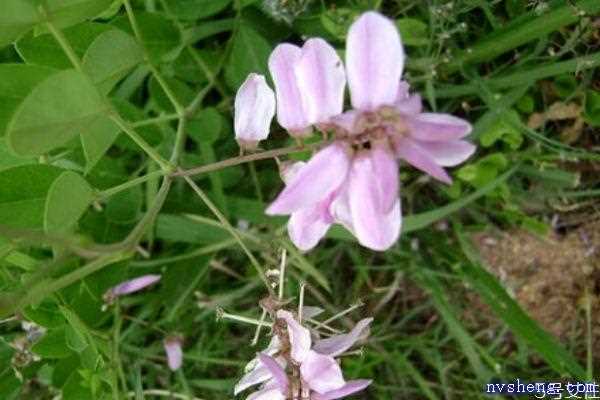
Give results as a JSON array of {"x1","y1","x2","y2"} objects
[
  {"x1": 7, "y1": 69, "x2": 112, "y2": 157},
  {"x1": 479, "y1": 110, "x2": 523, "y2": 149},
  {"x1": 0, "y1": 0, "x2": 40, "y2": 48},
  {"x1": 105, "y1": 187, "x2": 142, "y2": 224},
  {"x1": 0, "y1": 164, "x2": 64, "y2": 229},
  {"x1": 31, "y1": 327, "x2": 73, "y2": 359},
  {"x1": 0, "y1": 64, "x2": 56, "y2": 136},
  {"x1": 396, "y1": 18, "x2": 428, "y2": 46},
  {"x1": 16, "y1": 22, "x2": 112, "y2": 69},
  {"x1": 225, "y1": 23, "x2": 272, "y2": 89},
  {"x1": 112, "y1": 12, "x2": 181, "y2": 62},
  {"x1": 80, "y1": 116, "x2": 121, "y2": 174},
  {"x1": 165, "y1": 0, "x2": 232, "y2": 20},
  {"x1": 148, "y1": 75, "x2": 194, "y2": 112},
  {"x1": 0, "y1": 139, "x2": 35, "y2": 171},
  {"x1": 188, "y1": 107, "x2": 223, "y2": 144},
  {"x1": 457, "y1": 153, "x2": 508, "y2": 188},
  {"x1": 44, "y1": 171, "x2": 94, "y2": 234},
  {"x1": 584, "y1": 89, "x2": 600, "y2": 127},
  {"x1": 83, "y1": 29, "x2": 144, "y2": 94},
  {"x1": 0, "y1": 0, "x2": 112, "y2": 49}
]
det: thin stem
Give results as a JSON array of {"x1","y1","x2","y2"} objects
[
  {"x1": 170, "y1": 117, "x2": 187, "y2": 164},
  {"x1": 249, "y1": 161, "x2": 264, "y2": 204},
  {"x1": 217, "y1": 308, "x2": 273, "y2": 327},
  {"x1": 123, "y1": 0, "x2": 185, "y2": 115},
  {"x1": 43, "y1": 15, "x2": 83, "y2": 72},
  {"x1": 278, "y1": 249, "x2": 287, "y2": 300},
  {"x1": 182, "y1": 175, "x2": 272, "y2": 294},
  {"x1": 110, "y1": 114, "x2": 173, "y2": 171},
  {"x1": 131, "y1": 113, "x2": 180, "y2": 127},
  {"x1": 298, "y1": 282, "x2": 305, "y2": 322},
  {"x1": 312, "y1": 301, "x2": 364, "y2": 330},
  {"x1": 174, "y1": 142, "x2": 324, "y2": 177},
  {"x1": 97, "y1": 170, "x2": 166, "y2": 200},
  {"x1": 251, "y1": 309, "x2": 268, "y2": 346}
]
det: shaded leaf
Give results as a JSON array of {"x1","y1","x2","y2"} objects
[
  {"x1": 225, "y1": 24, "x2": 271, "y2": 89},
  {"x1": 44, "y1": 171, "x2": 94, "y2": 234}
]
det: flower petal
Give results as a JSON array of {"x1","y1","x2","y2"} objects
[
  {"x1": 348, "y1": 153, "x2": 402, "y2": 251},
  {"x1": 258, "y1": 354, "x2": 289, "y2": 393},
  {"x1": 416, "y1": 140, "x2": 476, "y2": 167},
  {"x1": 313, "y1": 318, "x2": 373, "y2": 357},
  {"x1": 346, "y1": 11, "x2": 405, "y2": 111},
  {"x1": 163, "y1": 336, "x2": 183, "y2": 371},
  {"x1": 235, "y1": 365, "x2": 272, "y2": 395},
  {"x1": 268, "y1": 43, "x2": 309, "y2": 133},
  {"x1": 395, "y1": 94, "x2": 422, "y2": 115},
  {"x1": 266, "y1": 143, "x2": 351, "y2": 215},
  {"x1": 234, "y1": 73, "x2": 276, "y2": 148},
  {"x1": 276, "y1": 310, "x2": 312, "y2": 363},
  {"x1": 312, "y1": 380, "x2": 372, "y2": 400},
  {"x1": 107, "y1": 274, "x2": 161, "y2": 297},
  {"x1": 247, "y1": 388, "x2": 286, "y2": 400},
  {"x1": 296, "y1": 38, "x2": 346, "y2": 125},
  {"x1": 300, "y1": 350, "x2": 346, "y2": 394},
  {"x1": 371, "y1": 144, "x2": 398, "y2": 213},
  {"x1": 407, "y1": 113, "x2": 472, "y2": 141},
  {"x1": 288, "y1": 204, "x2": 333, "y2": 252},
  {"x1": 330, "y1": 110, "x2": 360, "y2": 134},
  {"x1": 394, "y1": 138, "x2": 452, "y2": 184}
]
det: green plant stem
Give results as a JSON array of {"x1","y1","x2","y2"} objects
[
  {"x1": 44, "y1": 19, "x2": 84, "y2": 72},
  {"x1": 132, "y1": 113, "x2": 181, "y2": 127},
  {"x1": 123, "y1": 0, "x2": 185, "y2": 115},
  {"x1": 97, "y1": 170, "x2": 166, "y2": 200},
  {"x1": 182, "y1": 175, "x2": 272, "y2": 294},
  {"x1": 175, "y1": 142, "x2": 324, "y2": 177}
]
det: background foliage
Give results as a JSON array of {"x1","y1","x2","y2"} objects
[{"x1": 1, "y1": 0, "x2": 600, "y2": 399}]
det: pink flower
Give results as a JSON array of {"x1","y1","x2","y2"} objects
[
  {"x1": 163, "y1": 335, "x2": 183, "y2": 371},
  {"x1": 103, "y1": 274, "x2": 161, "y2": 303},
  {"x1": 236, "y1": 311, "x2": 372, "y2": 399},
  {"x1": 237, "y1": 11, "x2": 476, "y2": 252},
  {"x1": 234, "y1": 73, "x2": 276, "y2": 149}
]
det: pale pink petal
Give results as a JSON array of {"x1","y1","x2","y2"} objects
[
  {"x1": 416, "y1": 140, "x2": 476, "y2": 167},
  {"x1": 234, "y1": 365, "x2": 272, "y2": 395},
  {"x1": 396, "y1": 81, "x2": 410, "y2": 101},
  {"x1": 288, "y1": 205, "x2": 332, "y2": 252},
  {"x1": 303, "y1": 306, "x2": 325, "y2": 319},
  {"x1": 348, "y1": 154, "x2": 402, "y2": 251},
  {"x1": 370, "y1": 144, "x2": 398, "y2": 213},
  {"x1": 296, "y1": 38, "x2": 346, "y2": 125},
  {"x1": 394, "y1": 138, "x2": 452, "y2": 184},
  {"x1": 276, "y1": 310, "x2": 312, "y2": 363},
  {"x1": 346, "y1": 11, "x2": 405, "y2": 111},
  {"x1": 312, "y1": 380, "x2": 373, "y2": 400},
  {"x1": 163, "y1": 336, "x2": 183, "y2": 371},
  {"x1": 268, "y1": 44, "x2": 309, "y2": 133},
  {"x1": 280, "y1": 161, "x2": 306, "y2": 182},
  {"x1": 313, "y1": 318, "x2": 373, "y2": 357},
  {"x1": 300, "y1": 350, "x2": 346, "y2": 394},
  {"x1": 266, "y1": 143, "x2": 351, "y2": 215},
  {"x1": 258, "y1": 354, "x2": 289, "y2": 393},
  {"x1": 407, "y1": 113, "x2": 472, "y2": 141},
  {"x1": 395, "y1": 94, "x2": 422, "y2": 115},
  {"x1": 330, "y1": 183, "x2": 353, "y2": 233},
  {"x1": 247, "y1": 388, "x2": 286, "y2": 400},
  {"x1": 234, "y1": 73, "x2": 276, "y2": 148},
  {"x1": 107, "y1": 274, "x2": 161, "y2": 298}
]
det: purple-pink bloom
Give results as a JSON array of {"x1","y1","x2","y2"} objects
[
  {"x1": 234, "y1": 73, "x2": 276, "y2": 149},
  {"x1": 236, "y1": 310, "x2": 372, "y2": 399},
  {"x1": 163, "y1": 335, "x2": 183, "y2": 371},
  {"x1": 238, "y1": 11, "x2": 475, "y2": 252},
  {"x1": 103, "y1": 274, "x2": 161, "y2": 303}
]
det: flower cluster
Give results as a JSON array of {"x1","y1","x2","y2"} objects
[
  {"x1": 234, "y1": 11, "x2": 475, "y2": 252},
  {"x1": 235, "y1": 309, "x2": 372, "y2": 400}
]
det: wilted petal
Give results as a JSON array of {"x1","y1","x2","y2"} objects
[
  {"x1": 107, "y1": 274, "x2": 161, "y2": 299},
  {"x1": 234, "y1": 73, "x2": 276, "y2": 149},
  {"x1": 348, "y1": 154, "x2": 402, "y2": 251},
  {"x1": 312, "y1": 380, "x2": 373, "y2": 400},
  {"x1": 371, "y1": 144, "x2": 398, "y2": 213},
  {"x1": 346, "y1": 11, "x2": 405, "y2": 111},
  {"x1": 313, "y1": 318, "x2": 373, "y2": 357},
  {"x1": 269, "y1": 44, "x2": 310, "y2": 133},
  {"x1": 296, "y1": 38, "x2": 346, "y2": 125},
  {"x1": 407, "y1": 113, "x2": 472, "y2": 141},
  {"x1": 394, "y1": 138, "x2": 452, "y2": 184},
  {"x1": 300, "y1": 350, "x2": 345, "y2": 394},
  {"x1": 416, "y1": 140, "x2": 476, "y2": 167},
  {"x1": 266, "y1": 143, "x2": 350, "y2": 215},
  {"x1": 235, "y1": 365, "x2": 272, "y2": 395},
  {"x1": 258, "y1": 354, "x2": 289, "y2": 393},
  {"x1": 288, "y1": 204, "x2": 333, "y2": 252},
  {"x1": 276, "y1": 310, "x2": 312, "y2": 363},
  {"x1": 247, "y1": 388, "x2": 286, "y2": 400},
  {"x1": 163, "y1": 336, "x2": 183, "y2": 371}
]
